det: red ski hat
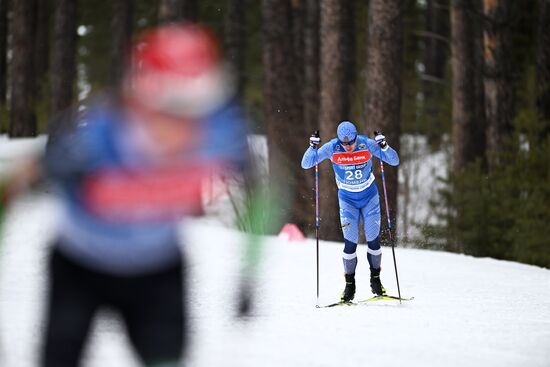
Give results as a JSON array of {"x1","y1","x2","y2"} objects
[
  {"x1": 131, "y1": 24, "x2": 220, "y2": 78},
  {"x1": 125, "y1": 23, "x2": 234, "y2": 118}
]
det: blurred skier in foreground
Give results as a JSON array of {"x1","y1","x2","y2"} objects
[
  {"x1": 301, "y1": 121, "x2": 399, "y2": 302},
  {"x1": 37, "y1": 23, "x2": 268, "y2": 366}
]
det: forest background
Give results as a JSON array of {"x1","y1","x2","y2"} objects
[{"x1": 0, "y1": 0, "x2": 549, "y2": 268}]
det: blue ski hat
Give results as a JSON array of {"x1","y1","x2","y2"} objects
[{"x1": 337, "y1": 121, "x2": 357, "y2": 143}]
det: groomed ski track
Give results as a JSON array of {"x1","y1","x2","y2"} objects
[{"x1": 0, "y1": 194, "x2": 549, "y2": 367}]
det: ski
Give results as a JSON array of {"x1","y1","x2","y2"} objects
[
  {"x1": 317, "y1": 295, "x2": 414, "y2": 308},
  {"x1": 316, "y1": 301, "x2": 355, "y2": 308},
  {"x1": 356, "y1": 295, "x2": 414, "y2": 304}
]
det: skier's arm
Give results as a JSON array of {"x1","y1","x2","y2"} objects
[
  {"x1": 43, "y1": 107, "x2": 98, "y2": 183},
  {"x1": 44, "y1": 131, "x2": 90, "y2": 182},
  {"x1": 301, "y1": 142, "x2": 332, "y2": 169},
  {"x1": 367, "y1": 138, "x2": 400, "y2": 166}
]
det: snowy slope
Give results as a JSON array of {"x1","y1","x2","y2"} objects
[{"x1": 1, "y1": 194, "x2": 549, "y2": 367}]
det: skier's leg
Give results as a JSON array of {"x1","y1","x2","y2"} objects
[
  {"x1": 339, "y1": 198, "x2": 360, "y2": 274},
  {"x1": 361, "y1": 188, "x2": 382, "y2": 268},
  {"x1": 41, "y1": 247, "x2": 101, "y2": 367},
  {"x1": 361, "y1": 187, "x2": 386, "y2": 295},
  {"x1": 118, "y1": 257, "x2": 185, "y2": 366},
  {"x1": 339, "y1": 198, "x2": 359, "y2": 301}
]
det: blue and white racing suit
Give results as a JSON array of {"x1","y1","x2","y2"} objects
[
  {"x1": 301, "y1": 135, "x2": 399, "y2": 274},
  {"x1": 45, "y1": 100, "x2": 249, "y2": 276}
]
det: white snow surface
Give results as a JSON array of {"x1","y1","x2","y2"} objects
[
  {"x1": 0, "y1": 135, "x2": 549, "y2": 366},
  {"x1": 0, "y1": 194, "x2": 550, "y2": 367}
]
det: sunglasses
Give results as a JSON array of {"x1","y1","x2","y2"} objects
[{"x1": 340, "y1": 138, "x2": 356, "y2": 146}]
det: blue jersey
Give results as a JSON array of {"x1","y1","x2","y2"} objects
[
  {"x1": 301, "y1": 135, "x2": 399, "y2": 199},
  {"x1": 45, "y1": 100, "x2": 249, "y2": 275}
]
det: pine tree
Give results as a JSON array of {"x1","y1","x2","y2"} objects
[
  {"x1": 262, "y1": 0, "x2": 308, "y2": 229},
  {"x1": 9, "y1": 0, "x2": 37, "y2": 137},
  {"x1": 50, "y1": 0, "x2": 77, "y2": 119},
  {"x1": 318, "y1": 0, "x2": 353, "y2": 240},
  {"x1": 364, "y1": 0, "x2": 404, "y2": 242}
]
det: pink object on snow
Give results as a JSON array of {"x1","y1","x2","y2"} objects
[{"x1": 278, "y1": 223, "x2": 305, "y2": 242}]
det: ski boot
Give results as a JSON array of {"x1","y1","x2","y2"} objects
[
  {"x1": 370, "y1": 267, "x2": 387, "y2": 296},
  {"x1": 340, "y1": 273, "x2": 356, "y2": 302}
]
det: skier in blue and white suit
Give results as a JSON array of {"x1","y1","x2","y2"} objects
[
  {"x1": 301, "y1": 121, "x2": 399, "y2": 301},
  {"x1": 38, "y1": 24, "x2": 259, "y2": 367}
]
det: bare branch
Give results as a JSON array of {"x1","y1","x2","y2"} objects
[
  {"x1": 413, "y1": 30, "x2": 450, "y2": 46},
  {"x1": 419, "y1": 72, "x2": 447, "y2": 85}
]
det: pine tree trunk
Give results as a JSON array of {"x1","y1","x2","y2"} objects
[
  {"x1": 111, "y1": 0, "x2": 133, "y2": 88},
  {"x1": 424, "y1": 0, "x2": 448, "y2": 82},
  {"x1": 262, "y1": 0, "x2": 309, "y2": 230},
  {"x1": 159, "y1": 0, "x2": 197, "y2": 24},
  {"x1": 0, "y1": 0, "x2": 7, "y2": 106},
  {"x1": 536, "y1": 0, "x2": 550, "y2": 137},
  {"x1": 9, "y1": 0, "x2": 37, "y2": 137},
  {"x1": 181, "y1": 0, "x2": 197, "y2": 21},
  {"x1": 364, "y1": 0, "x2": 403, "y2": 243},
  {"x1": 483, "y1": 0, "x2": 513, "y2": 164},
  {"x1": 422, "y1": 0, "x2": 449, "y2": 144},
  {"x1": 158, "y1": 0, "x2": 178, "y2": 24},
  {"x1": 318, "y1": 0, "x2": 351, "y2": 241},
  {"x1": 341, "y1": 0, "x2": 355, "y2": 110},
  {"x1": 303, "y1": 0, "x2": 319, "y2": 133},
  {"x1": 473, "y1": 0, "x2": 486, "y2": 167},
  {"x1": 451, "y1": 0, "x2": 485, "y2": 173},
  {"x1": 34, "y1": 0, "x2": 50, "y2": 97},
  {"x1": 50, "y1": 0, "x2": 77, "y2": 120},
  {"x1": 224, "y1": 0, "x2": 246, "y2": 100},
  {"x1": 301, "y1": 0, "x2": 320, "y2": 213},
  {"x1": 292, "y1": 0, "x2": 304, "y2": 97}
]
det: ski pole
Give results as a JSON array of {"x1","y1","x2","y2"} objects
[
  {"x1": 314, "y1": 135, "x2": 320, "y2": 307},
  {"x1": 378, "y1": 146, "x2": 402, "y2": 304}
]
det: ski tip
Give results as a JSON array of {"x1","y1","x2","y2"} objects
[
  {"x1": 317, "y1": 301, "x2": 355, "y2": 308},
  {"x1": 355, "y1": 295, "x2": 415, "y2": 304}
]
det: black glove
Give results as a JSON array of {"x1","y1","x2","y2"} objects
[
  {"x1": 309, "y1": 130, "x2": 320, "y2": 148},
  {"x1": 236, "y1": 281, "x2": 253, "y2": 318},
  {"x1": 373, "y1": 131, "x2": 387, "y2": 149}
]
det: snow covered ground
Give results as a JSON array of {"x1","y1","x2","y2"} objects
[
  {"x1": 0, "y1": 135, "x2": 549, "y2": 366},
  {"x1": 0, "y1": 193, "x2": 549, "y2": 367}
]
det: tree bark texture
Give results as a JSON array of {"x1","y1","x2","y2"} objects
[
  {"x1": 341, "y1": 0, "x2": 355, "y2": 110},
  {"x1": 424, "y1": 0, "x2": 448, "y2": 82},
  {"x1": 472, "y1": 0, "x2": 486, "y2": 167},
  {"x1": 262, "y1": 0, "x2": 309, "y2": 231},
  {"x1": 364, "y1": 0, "x2": 403, "y2": 242},
  {"x1": 34, "y1": 0, "x2": 49, "y2": 97},
  {"x1": 318, "y1": 0, "x2": 352, "y2": 241},
  {"x1": 536, "y1": 0, "x2": 550, "y2": 136},
  {"x1": 9, "y1": 0, "x2": 37, "y2": 137},
  {"x1": 292, "y1": 0, "x2": 304, "y2": 102},
  {"x1": 181, "y1": 0, "x2": 197, "y2": 21},
  {"x1": 303, "y1": 0, "x2": 319, "y2": 134},
  {"x1": 224, "y1": 0, "x2": 246, "y2": 100},
  {"x1": 0, "y1": 0, "x2": 7, "y2": 105},
  {"x1": 483, "y1": 0, "x2": 513, "y2": 162},
  {"x1": 158, "y1": 0, "x2": 197, "y2": 24},
  {"x1": 451, "y1": 0, "x2": 485, "y2": 172},
  {"x1": 421, "y1": 0, "x2": 451, "y2": 146},
  {"x1": 111, "y1": 0, "x2": 133, "y2": 88},
  {"x1": 50, "y1": 0, "x2": 77, "y2": 120}
]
